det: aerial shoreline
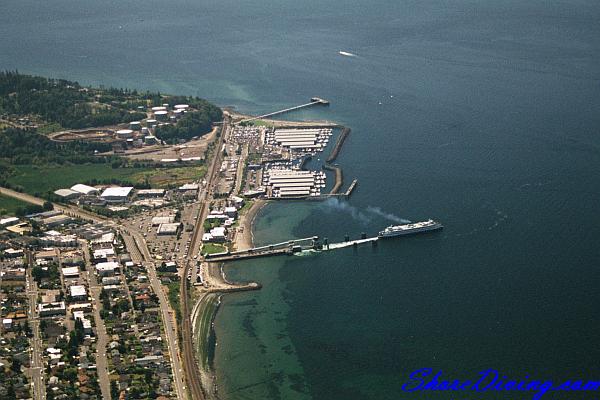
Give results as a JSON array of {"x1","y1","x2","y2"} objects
[{"x1": 191, "y1": 113, "x2": 351, "y2": 399}]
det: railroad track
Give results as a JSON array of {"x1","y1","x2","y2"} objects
[{"x1": 180, "y1": 117, "x2": 230, "y2": 399}]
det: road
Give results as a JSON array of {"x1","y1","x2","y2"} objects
[
  {"x1": 26, "y1": 251, "x2": 45, "y2": 400},
  {"x1": 121, "y1": 230, "x2": 188, "y2": 400},
  {"x1": 0, "y1": 186, "x2": 108, "y2": 224},
  {"x1": 83, "y1": 241, "x2": 112, "y2": 400}
]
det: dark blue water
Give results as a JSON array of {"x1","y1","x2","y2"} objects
[{"x1": 2, "y1": 1, "x2": 600, "y2": 399}]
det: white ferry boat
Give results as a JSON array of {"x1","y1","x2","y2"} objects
[{"x1": 378, "y1": 219, "x2": 443, "y2": 238}]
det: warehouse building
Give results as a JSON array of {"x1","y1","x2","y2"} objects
[
  {"x1": 151, "y1": 216, "x2": 175, "y2": 226},
  {"x1": 137, "y1": 189, "x2": 166, "y2": 198},
  {"x1": 71, "y1": 184, "x2": 100, "y2": 195},
  {"x1": 157, "y1": 223, "x2": 181, "y2": 236},
  {"x1": 100, "y1": 187, "x2": 134, "y2": 203},
  {"x1": 54, "y1": 188, "x2": 80, "y2": 200},
  {"x1": 69, "y1": 285, "x2": 87, "y2": 301}
]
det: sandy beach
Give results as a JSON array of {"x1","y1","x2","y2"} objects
[{"x1": 233, "y1": 199, "x2": 266, "y2": 250}]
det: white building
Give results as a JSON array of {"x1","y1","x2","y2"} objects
[
  {"x1": 61, "y1": 267, "x2": 80, "y2": 279},
  {"x1": 69, "y1": 285, "x2": 87, "y2": 300},
  {"x1": 70, "y1": 184, "x2": 99, "y2": 195},
  {"x1": 73, "y1": 311, "x2": 92, "y2": 334},
  {"x1": 54, "y1": 188, "x2": 80, "y2": 200},
  {"x1": 204, "y1": 226, "x2": 227, "y2": 242},
  {"x1": 224, "y1": 206, "x2": 238, "y2": 218},
  {"x1": 0, "y1": 217, "x2": 19, "y2": 227},
  {"x1": 178, "y1": 183, "x2": 199, "y2": 192},
  {"x1": 38, "y1": 301, "x2": 66, "y2": 317},
  {"x1": 157, "y1": 223, "x2": 181, "y2": 235},
  {"x1": 100, "y1": 187, "x2": 134, "y2": 203},
  {"x1": 151, "y1": 216, "x2": 175, "y2": 226},
  {"x1": 96, "y1": 261, "x2": 119, "y2": 277},
  {"x1": 93, "y1": 248, "x2": 115, "y2": 261}
]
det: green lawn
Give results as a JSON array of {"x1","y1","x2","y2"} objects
[
  {"x1": 0, "y1": 194, "x2": 30, "y2": 216},
  {"x1": 6, "y1": 164, "x2": 152, "y2": 195},
  {"x1": 201, "y1": 243, "x2": 227, "y2": 255}
]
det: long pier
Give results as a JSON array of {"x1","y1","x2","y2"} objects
[
  {"x1": 240, "y1": 97, "x2": 329, "y2": 123},
  {"x1": 203, "y1": 234, "x2": 378, "y2": 263}
]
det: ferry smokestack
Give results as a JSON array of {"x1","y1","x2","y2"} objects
[{"x1": 361, "y1": 232, "x2": 367, "y2": 239}]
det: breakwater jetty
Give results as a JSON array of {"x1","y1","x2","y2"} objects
[{"x1": 326, "y1": 127, "x2": 350, "y2": 163}]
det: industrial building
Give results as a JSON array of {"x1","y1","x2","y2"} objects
[
  {"x1": 263, "y1": 168, "x2": 326, "y2": 198},
  {"x1": 53, "y1": 188, "x2": 80, "y2": 200},
  {"x1": 265, "y1": 128, "x2": 333, "y2": 152},
  {"x1": 71, "y1": 184, "x2": 99, "y2": 195},
  {"x1": 157, "y1": 223, "x2": 182, "y2": 235},
  {"x1": 100, "y1": 186, "x2": 134, "y2": 203},
  {"x1": 137, "y1": 189, "x2": 166, "y2": 198},
  {"x1": 151, "y1": 216, "x2": 175, "y2": 226}
]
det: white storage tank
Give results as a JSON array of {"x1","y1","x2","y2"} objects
[
  {"x1": 116, "y1": 129, "x2": 134, "y2": 139},
  {"x1": 155, "y1": 110, "x2": 168, "y2": 121}
]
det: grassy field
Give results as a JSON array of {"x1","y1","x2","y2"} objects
[
  {"x1": 201, "y1": 243, "x2": 227, "y2": 255},
  {"x1": 6, "y1": 164, "x2": 152, "y2": 195},
  {"x1": 132, "y1": 166, "x2": 206, "y2": 188},
  {"x1": 0, "y1": 194, "x2": 30, "y2": 216}
]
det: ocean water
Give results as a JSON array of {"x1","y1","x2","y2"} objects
[{"x1": 2, "y1": 0, "x2": 600, "y2": 399}]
